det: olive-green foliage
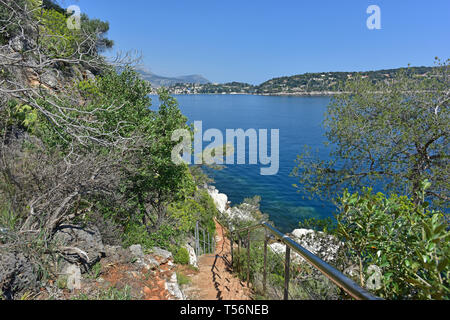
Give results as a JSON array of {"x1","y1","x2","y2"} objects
[
  {"x1": 233, "y1": 244, "x2": 284, "y2": 285},
  {"x1": 168, "y1": 199, "x2": 204, "y2": 234},
  {"x1": 336, "y1": 181, "x2": 449, "y2": 299},
  {"x1": 222, "y1": 196, "x2": 268, "y2": 232},
  {"x1": 39, "y1": 5, "x2": 113, "y2": 58},
  {"x1": 87, "y1": 262, "x2": 102, "y2": 279},
  {"x1": 173, "y1": 247, "x2": 190, "y2": 265},
  {"x1": 194, "y1": 189, "x2": 217, "y2": 235},
  {"x1": 292, "y1": 60, "x2": 449, "y2": 208}
]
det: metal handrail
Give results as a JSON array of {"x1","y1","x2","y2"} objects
[{"x1": 229, "y1": 221, "x2": 382, "y2": 300}]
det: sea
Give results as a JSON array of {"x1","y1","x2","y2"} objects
[{"x1": 151, "y1": 94, "x2": 335, "y2": 233}]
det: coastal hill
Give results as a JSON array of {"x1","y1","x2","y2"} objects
[
  {"x1": 162, "y1": 66, "x2": 435, "y2": 95},
  {"x1": 136, "y1": 67, "x2": 210, "y2": 88}
]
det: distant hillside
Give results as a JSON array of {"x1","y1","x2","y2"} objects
[
  {"x1": 166, "y1": 66, "x2": 436, "y2": 95},
  {"x1": 136, "y1": 67, "x2": 210, "y2": 88}
]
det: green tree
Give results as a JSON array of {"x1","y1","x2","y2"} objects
[
  {"x1": 335, "y1": 181, "x2": 449, "y2": 299},
  {"x1": 292, "y1": 60, "x2": 449, "y2": 208}
]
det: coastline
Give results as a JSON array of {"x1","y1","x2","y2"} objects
[
  {"x1": 206, "y1": 184, "x2": 343, "y2": 265},
  {"x1": 153, "y1": 91, "x2": 343, "y2": 97}
]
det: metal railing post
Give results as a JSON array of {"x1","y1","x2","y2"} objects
[
  {"x1": 284, "y1": 246, "x2": 291, "y2": 300},
  {"x1": 237, "y1": 235, "x2": 241, "y2": 274},
  {"x1": 263, "y1": 235, "x2": 268, "y2": 296},
  {"x1": 247, "y1": 230, "x2": 251, "y2": 286},
  {"x1": 230, "y1": 232, "x2": 234, "y2": 271}
]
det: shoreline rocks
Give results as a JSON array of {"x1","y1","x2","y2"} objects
[
  {"x1": 206, "y1": 185, "x2": 257, "y2": 223},
  {"x1": 206, "y1": 184, "x2": 342, "y2": 266}
]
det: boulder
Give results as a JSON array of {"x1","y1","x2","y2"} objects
[
  {"x1": 290, "y1": 228, "x2": 342, "y2": 264},
  {"x1": 268, "y1": 228, "x2": 343, "y2": 266},
  {"x1": 184, "y1": 243, "x2": 198, "y2": 268},
  {"x1": 129, "y1": 244, "x2": 144, "y2": 258},
  {"x1": 53, "y1": 225, "x2": 105, "y2": 271},
  {"x1": 103, "y1": 245, "x2": 133, "y2": 264},
  {"x1": 9, "y1": 36, "x2": 34, "y2": 52},
  {"x1": 0, "y1": 248, "x2": 37, "y2": 300},
  {"x1": 41, "y1": 69, "x2": 59, "y2": 88},
  {"x1": 151, "y1": 247, "x2": 173, "y2": 263}
]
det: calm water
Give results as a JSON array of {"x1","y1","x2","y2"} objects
[{"x1": 152, "y1": 94, "x2": 335, "y2": 233}]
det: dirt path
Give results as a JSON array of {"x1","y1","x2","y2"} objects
[{"x1": 185, "y1": 220, "x2": 252, "y2": 300}]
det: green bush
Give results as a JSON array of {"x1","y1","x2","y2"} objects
[
  {"x1": 336, "y1": 181, "x2": 449, "y2": 299},
  {"x1": 173, "y1": 247, "x2": 190, "y2": 265},
  {"x1": 122, "y1": 223, "x2": 181, "y2": 250}
]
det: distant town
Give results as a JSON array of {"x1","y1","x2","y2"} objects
[{"x1": 143, "y1": 66, "x2": 435, "y2": 96}]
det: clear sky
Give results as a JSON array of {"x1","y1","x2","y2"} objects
[{"x1": 72, "y1": 0, "x2": 450, "y2": 84}]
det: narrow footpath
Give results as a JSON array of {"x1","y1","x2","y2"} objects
[{"x1": 185, "y1": 220, "x2": 252, "y2": 300}]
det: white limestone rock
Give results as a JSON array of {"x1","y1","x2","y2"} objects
[
  {"x1": 206, "y1": 186, "x2": 229, "y2": 213},
  {"x1": 165, "y1": 273, "x2": 185, "y2": 300},
  {"x1": 184, "y1": 243, "x2": 198, "y2": 268}
]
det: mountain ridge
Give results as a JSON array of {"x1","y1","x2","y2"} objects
[{"x1": 136, "y1": 67, "x2": 210, "y2": 88}]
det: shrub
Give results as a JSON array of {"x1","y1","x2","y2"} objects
[
  {"x1": 176, "y1": 272, "x2": 191, "y2": 286},
  {"x1": 336, "y1": 181, "x2": 449, "y2": 299},
  {"x1": 173, "y1": 247, "x2": 190, "y2": 265}
]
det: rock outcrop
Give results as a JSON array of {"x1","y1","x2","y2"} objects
[
  {"x1": 0, "y1": 248, "x2": 37, "y2": 300},
  {"x1": 206, "y1": 185, "x2": 229, "y2": 213},
  {"x1": 53, "y1": 224, "x2": 105, "y2": 272},
  {"x1": 268, "y1": 228, "x2": 343, "y2": 265}
]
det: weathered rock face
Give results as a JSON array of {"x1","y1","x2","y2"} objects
[
  {"x1": 0, "y1": 248, "x2": 37, "y2": 300},
  {"x1": 206, "y1": 186, "x2": 229, "y2": 213},
  {"x1": 53, "y1": 225, "x2": 105, "y2": 271},
  {"x1": 206, "y1": 185, "x2": 258, "y2": 225},
  {"x1": 291, "y1": 228, "x2": 343, "y2": 264},
  {"x1": 184, "y1": 243, "x2": 198, "y2": 268},
  {"x1": 41, "y1": 69, "x2": 59, "y2": 88},
  {"x1": 9, "y1": 36, "x2": 35, "y2": 52},
  {"x1": 225, "y1": 204, "x2": 258, "y2": 223},
  {"x1": 129, "y1": 244, "x2": 159, "y2": 270}
]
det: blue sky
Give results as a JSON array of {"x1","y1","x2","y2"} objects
[{"x1": 73, "y1": 0, "x2": 450, "y2": 84}]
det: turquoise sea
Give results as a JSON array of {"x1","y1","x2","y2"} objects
[{"x1": 152, "y1": 94, "x2": 335, "y2": 233}]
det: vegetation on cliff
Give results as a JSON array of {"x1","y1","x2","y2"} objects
[
  {"x1": 0, "y1": 0, "x2": 218, "y2": 299},
  {"x1": 164, "y1": 66, "x2": 438, "y2": 95}
]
